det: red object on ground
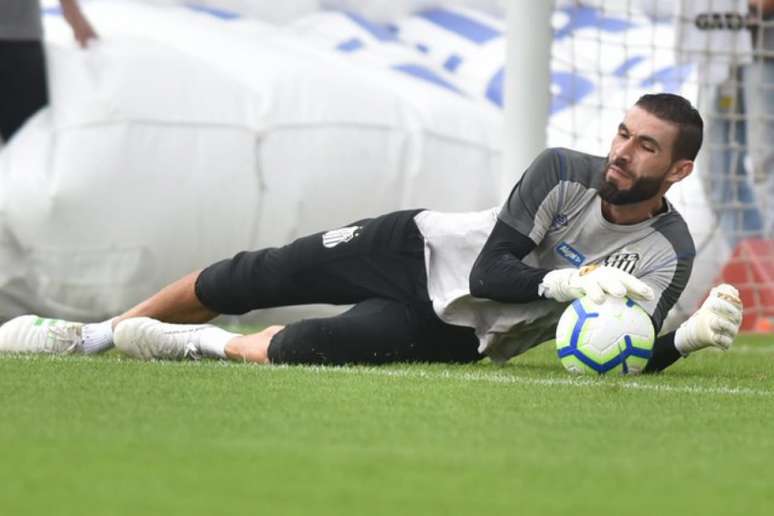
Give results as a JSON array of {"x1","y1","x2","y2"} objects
[{"x1": 715, "y1": 239, "x2": 774, "y2": 332}]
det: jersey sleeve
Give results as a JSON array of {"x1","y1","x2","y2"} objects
[
  {"x1": 635, "y1": 217, "x2": 695, "y2": 334},
  {"x1": 469, "y1": 218, "x2": 551, "y2": 303},
  {"x1": 498, "y1": 148, "x2": 567, "y2": 245},
  {"x1": 640, "y1": 254, "x2": 693, "y2": 334}
]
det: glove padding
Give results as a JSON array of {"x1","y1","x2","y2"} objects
[
  {"x1": 539, "y1": 264, "x2": 655, "y2": 304},
  {"x1": 675, "y1": 283, "x2": 743, "y2": 355}
]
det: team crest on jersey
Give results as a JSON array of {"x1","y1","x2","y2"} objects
[
  {"x1": 556, "y1": 242, "x2": 585, "y2": 267},
  {"x1": 604, "y1": 251, "x2": 640, "y2": 274},
  {"x1": 548, "y1": 213, "x2": 568, "y2": 232},
  {"x1": 322, "y1": 226, "x2": 362, "y2": 248}
]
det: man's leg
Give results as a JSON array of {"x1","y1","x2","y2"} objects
[
  {"x1": 110, "y1": 321, "x2": 284, "y2": 362},
  {"x1": 0, "y1": 209, "x2": 426, "y2": 356},
  {"x1": 114, "y1": 298, "x2": 481, "y2": 366},
  {"x1": 224, "y1": 326, "x2": 285, "y2": 363},
  {"x1": 110, "y1": 209, "x2": 431, "y2": 361},
  {"x1": 112, "y1": 270, "x2": 217, "y2": 327}
]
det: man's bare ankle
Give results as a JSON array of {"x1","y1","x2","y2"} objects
[{"x1": 224, "y1": 326, "x2": 284, "y2": 364}]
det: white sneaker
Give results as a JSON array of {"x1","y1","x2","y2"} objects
[
  {"x1": 0, "y1": 315, "x2": 84, "y2": 354},
  {"x1": 114, "y1": 317, "x2": 214, "y2": 360}
]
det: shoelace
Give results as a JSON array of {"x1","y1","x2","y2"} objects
[
  {"x1": 47, "y1": 324, "x2": 83, "y2": 353},
  {"x1": 183, "y1": 342, "x2": 201, "y2": 361}
]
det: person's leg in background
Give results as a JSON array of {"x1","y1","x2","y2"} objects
[
  {"x1": 745, "y1": 59, "x2": 774, "y2": 235},
  {"x1": 699, "y1": 66, "x2": 763, "y2": 249},
  {"x1": 0, "y1": 40, "x2": 49, "y2": 143}
]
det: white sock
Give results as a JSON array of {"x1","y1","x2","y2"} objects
[
  {"x1": 81, "y1": 320, "x2": 114, "y2": 354},
  {"x1": 198, "y1": 326, "x2": 241, "y2": 359}
]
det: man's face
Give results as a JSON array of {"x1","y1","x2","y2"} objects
[{"x1": 600, "y1": 106, "x2": 680, "y2": 205}]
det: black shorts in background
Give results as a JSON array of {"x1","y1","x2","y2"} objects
[{"x1": 0, "y1": 40, "x2": 48, "y2": 142}]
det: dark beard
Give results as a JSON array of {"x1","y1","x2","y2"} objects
[{"x1": 599, "y1": 159, "x2": 664, "y2": 205}]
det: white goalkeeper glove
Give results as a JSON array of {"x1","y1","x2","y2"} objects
[
  {"x1": 674, "y1": 283, "x2": 743, "y2": 355},
  {"x1": 539, "y1": 264, "x2": 655, "y2": 304}
]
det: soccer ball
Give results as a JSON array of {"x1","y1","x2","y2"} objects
[{"x1": 555, "y1": 296, "x2": 655, "y2": 375}]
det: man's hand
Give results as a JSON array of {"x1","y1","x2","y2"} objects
[
  {"x1": 539, "y1": 264, "x2": 655, "y2": 304},
  {"x1": 675, "y1": 284, "x2": 743, "y2": 355}
]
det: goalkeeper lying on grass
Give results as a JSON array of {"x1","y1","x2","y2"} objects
[{"x1": 0, "y1": 93, "x2": 743, "y2": 372}]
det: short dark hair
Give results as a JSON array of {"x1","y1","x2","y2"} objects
[{"x1": 634, "y1": 93, "x2": 703, "y2": 161}]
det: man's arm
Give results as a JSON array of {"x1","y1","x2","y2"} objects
[
  {"x1": 468, "y1": 219, "x2": 550, "y2": 303},
  {"x1": 59, "y1": 0, "x2": 98, "y2": 48},
  {"x1": 643, "y1": 332, "x2": 682, "y2": 373},
  {"x1": 469, "y1": 219, "x2": 655, "y2": 304},
  {"x1": 468, "y1": 149, "x2": 558, "y2": 303}
]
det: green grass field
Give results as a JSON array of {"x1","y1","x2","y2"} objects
[{"x1": 1, "y1": 334, "x2": 773, "y2": 516}]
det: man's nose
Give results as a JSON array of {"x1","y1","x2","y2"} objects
[{"x1": 613, "y1": 139, "x2": 635, "y2": 162}]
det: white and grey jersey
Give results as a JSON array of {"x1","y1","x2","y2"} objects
[{"x1": 414, "y1": 148, "x2": 695, "y2": 362}]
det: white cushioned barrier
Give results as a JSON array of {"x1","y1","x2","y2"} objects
[{"x1": 0, "y1": 1, "x2": 719, "y2": 331}]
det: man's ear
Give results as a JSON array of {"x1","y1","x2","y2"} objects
[{"x1": 667, "y1": 160, "x2": 693, "y2": 184}]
